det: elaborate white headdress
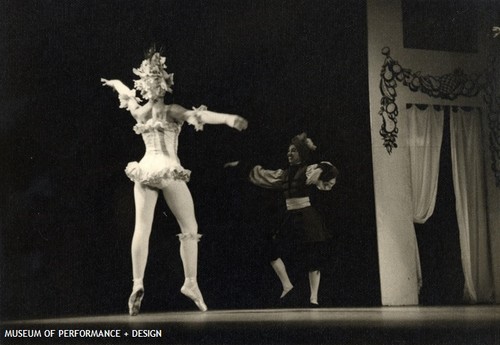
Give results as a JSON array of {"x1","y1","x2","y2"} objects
[{"x1": 133, "y1": 48, "x2": 174, "y2": 100}]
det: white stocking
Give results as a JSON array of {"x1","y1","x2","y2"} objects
[
  {"x1": 309, "y1": 270, "x2": 321, "y2": 304},
  {"x1": 270, "y1": 258, "x2": 294, "y2": 298}
]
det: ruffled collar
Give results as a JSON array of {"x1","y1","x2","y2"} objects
[{"x1": 133, "y1": 118, "x2": 181, "y2": 134}]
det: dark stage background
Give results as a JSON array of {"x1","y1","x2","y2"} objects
[{"x1": 0, "y1": 0, "x2": 378, "y2": 320}]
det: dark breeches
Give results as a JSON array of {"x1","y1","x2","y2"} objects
[{"x1": 268, "y1": 207, "x2": 329, "y2": 272}]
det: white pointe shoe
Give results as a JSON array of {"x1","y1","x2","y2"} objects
[
  {"x1": 180, "y1": 283, "x2": 208, "y2": 312},
  {"x1": 128, "y1": 287, "x2": 144, "y2": 316}
]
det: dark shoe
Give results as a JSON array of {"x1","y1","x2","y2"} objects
[{"x1": 279, "y1": 287, "x2": 298, "y2": 308}]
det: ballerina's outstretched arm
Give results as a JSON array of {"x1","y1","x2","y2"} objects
[
  {"x1": 101, "y1": 78, "x2": 152, "y2": 121},
  {"x1": 166, "y1": 104, "x2": 248, "y2": 131}
]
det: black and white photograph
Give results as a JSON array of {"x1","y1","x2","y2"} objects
[{"x1": 1, "y1": 0, "x2": 499, "y2": 344}]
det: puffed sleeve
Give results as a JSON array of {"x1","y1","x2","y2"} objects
[
  {"x1": 305, "y1": 161, "x2": 338, "y2": 191},
  {"x1": 184, "y1": 105, "x2": 207, "y2": 131},
  {"x1": 184, "y1": 105, "x2": 241, "y2": 131},
  {"x1": 107, "y1": 80, "x2": 141, "y2": 111},
  {"x1": 118, "y1": 91, "x2": 139, "y2": 111},
  {"x1": 248, "y1": 165, "x2": 285, "y2": 189}
]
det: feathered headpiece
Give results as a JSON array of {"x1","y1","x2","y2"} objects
[
  {"x1": 290, "y1": 132, "x2": 317, "y2": 163},
  {"x1": 133, "y1": 48, "x2": 174, "y2": 100}
]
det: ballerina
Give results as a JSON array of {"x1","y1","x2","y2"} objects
[{"x1": 102, "y1": 48, "x2": 248, "y2": 315}]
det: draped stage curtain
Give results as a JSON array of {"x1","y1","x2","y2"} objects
[
  {"x1": 408, "y1": 105, "x2": 445, "y2": 224},
  {"x1": 407, "y1": 104, "x2": 445, "y2": 290},
  {"x1": 450, "y1": 108, "x2": 494, "y2": 303},
  {"x1": 407, "y1": 105, "x2": 495, "y2": 303}
]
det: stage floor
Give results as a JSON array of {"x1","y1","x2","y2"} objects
[{"x1": 2, "y1": 306, "x2": 499, "y2": 344}]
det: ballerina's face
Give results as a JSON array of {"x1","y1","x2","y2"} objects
[
  {"x1": 146, "y1": 78, "x2": 167, "y2": 100},
  {"x1": 287, "y1": 145, "x2": 301, "y2": 165}
]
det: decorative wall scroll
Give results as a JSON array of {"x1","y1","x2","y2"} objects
[{"x1": 378, "y1": 47, "x2": 500, "y2": 185}]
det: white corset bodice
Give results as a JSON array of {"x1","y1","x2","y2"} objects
[
  {"x1": 125, "y1": 118, "x2": 190, "y2": 188},
  {"x1": 134, "y1": 118, "x2": 182, "y2": 160}
]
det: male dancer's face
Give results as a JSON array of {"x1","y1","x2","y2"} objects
[{"x1": 287, "y1": 145, "x2": 301, "y2": 165}]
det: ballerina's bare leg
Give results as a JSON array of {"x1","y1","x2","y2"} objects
[
  {"x1": 129, "y1": 182, "x2": 159, "y2": 315},
  {"x1": 162, "y1": 180, "x2": 207, "y2": 311}
]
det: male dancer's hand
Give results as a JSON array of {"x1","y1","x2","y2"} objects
[
  {"x1": 224, "y1": 161, "x2": 240, "y2": 168},
  {"x1": 493, "y1": 26, "x2": 500, "y2": 38}
]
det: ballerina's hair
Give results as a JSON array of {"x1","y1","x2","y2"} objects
[{"x1": 144, "y1": 44, "x2": 164, "y2": 59}]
